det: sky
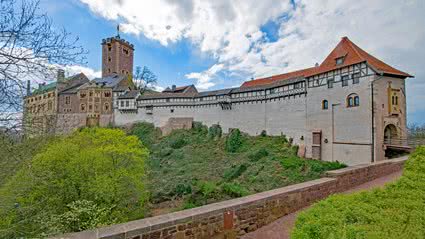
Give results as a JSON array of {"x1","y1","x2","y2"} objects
[{"x1": 40, "y1": 0, "x2": 425, "y2": 125}]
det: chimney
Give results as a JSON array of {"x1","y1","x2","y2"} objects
[
  {"x1": 172, "y1": 85, "x2": 176, "y2": 91},
  {"x1": 57, "y1": 69, "x2": 65, "y2": 82},
  {"x1": 26, "y1": 80, "x2": 31, "y2": 96},
  {"x1": 315, "y1": 62, "x2": 319, "y2": 67}
]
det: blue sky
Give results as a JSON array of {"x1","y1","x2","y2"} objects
[{"x1": 40, "y1": 0, "x2": 424, "y2": 125}]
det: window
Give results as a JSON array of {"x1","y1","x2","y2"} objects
[
  {"x1": 120, "y1": 101, "x2": 124, "y2": 107},
  {"x1": 126, "y1": 101, "x2": 129, "y2": 107},
  {"x1": 107, "y1": 44, "x2": 112, "y2": 51},
  {"x1": 342, "y1": 75, "x2": 349, "y2": 87},
  {"x1": 80, "y1": 92, "x2": 86, "y2": 98},
  {"x1": 327, "y1": 78, "x2": 334, "y2": 88},
  {"x1": 322, "y1": 100, "x2": 328, "y2": 110},
  {"x1": 347, "y1": 93, "x2": 359, "y2": 107},
  {"x1": 352, "y1": 72, "x2": 360, "y2": 84},
  {"x1": 336, "y1": 56, "x2": 344, "y2": 65},
  {"x1": 65, "y1": 96, "x2": 71, "y2": 104},
  {"x1": 48, "y1": 101, "x2": 52, "y2": 110},
  {"x1": 170, "y1": 109, "x2": 174, "y2": 113},
  {"x1": 354, "y1": 96, "x2": 360, "y2": 106},
  {"x1": 80, "y1": 104, "x2": 86, "y2": 112},
  {"x1": 123, "y1": 48, "x2": 129, "y2": 55},
  {"x1": 108, "y1": 57, "x2": 112, "y2": 62},
  {"x1": 104, "y1": 92, "x2": 111, "y2": 97},
  {"x1": 104, "y1": 102, "x2": 109, "y2": 111},
  {"x1": 89, "y1": 91, "x2": 93, "y2": 97},
  {"x1": 89, "y1": 104, "x2": 93, "y2": 110}
]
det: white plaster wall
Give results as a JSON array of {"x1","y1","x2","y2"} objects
[
  {"x1": 306, "y1": 74, "x2": 374, "y2": 165},
  {"x1": 115, "y1": 95, "x2": 307, "y2": 145}
]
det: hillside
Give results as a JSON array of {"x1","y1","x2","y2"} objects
[{"x1": 128, "y1": 123, "x2": 345, "y2": 214}]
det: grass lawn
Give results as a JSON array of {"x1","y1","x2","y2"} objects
[{"x1": 128, "y1": 123, "x2": 345, "y2": 215}]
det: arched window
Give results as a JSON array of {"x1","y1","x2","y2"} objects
[
  {"x1": 104, "y1": 102, "x2": 110, "y2": 111},
  {"x1": 322, "y1": 100, "x2": 328, "y2": 110},
  {"x1": 354, "y1": 95, "x2": 360, "y2": 106},
  {"x1": 347, "y1": 93, "x2": 359, "y2": 107}
]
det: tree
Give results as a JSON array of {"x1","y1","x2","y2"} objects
[
  {"x1": 0, "y1": 0, "x2": 86, "y2": 134},
  {"x1": 0, "y1": 128, "x2": 148, "y2": 238},
  {"x1": 133, "y1": 66, "x2": 158, "y2": 93}
]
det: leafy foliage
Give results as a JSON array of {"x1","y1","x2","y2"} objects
[
  {"x1": 208, "y1": 124, "x2": 222, "y2": 140},
  {"x1": 129, "y1": 123, "x2": 345, "y2": 214},
  {"x1": 225, "y1": 129, "x2": 243, "y2": 152},
  {"x1": 0, "y1": 128, "x2": 148, "y2": 238},
  {"x1": 291, "y1": 146, "x2": 425, "y2": 239},
  {"x1": 0, "y1": 134, "x2": 55, "y2": 187},
  {"x1": 129, "y1": 122, "x2": 161, "y2": 149}
]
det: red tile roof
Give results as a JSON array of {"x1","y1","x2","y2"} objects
[{"x1": 241, "y1": 37, "x2": 412, "y2": 88}]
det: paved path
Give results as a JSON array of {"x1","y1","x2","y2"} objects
[{"x1": 242, "y1": 170, "x2": 403, "y2": 239}]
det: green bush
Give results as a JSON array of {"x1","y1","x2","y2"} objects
[
  {"x1": 0, "y1": 128, "x2": 148, "y2": 238},
  {"x1": 168, "y1": 134, "x2": 187, "y2": 149},
  {"x1": 248, "y1": 148, "x2": 269, "y2": 161},
  {"x1": 208, "y1": 124, "x2": 222, "y2": 140},
  {"x1": 260, "y1": 130, "x2": 267, "y2": 137},
  {"x1": 221, "y1": 182, "x2": 249, "y2": 198},
  {"x1": 192, "y1": 122, "x2": 208, "y2": 135},
  {"x1": 129, "y1": 122, "x2": 161, "y2": 148},
  {"x1": 223, "y1": 164, "x2": 248, "y2": 181},
  {"x1": 225, "y1": 129, "x2": 243, "y2": 152},
  {"x1": 291, "y1": 146, "x2": 425, "y2": 239}
]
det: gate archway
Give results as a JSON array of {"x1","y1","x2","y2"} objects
[{"x1": 384, "y1": 124, "x2": 398, "y2": 143}]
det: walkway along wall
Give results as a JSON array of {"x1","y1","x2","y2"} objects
[{"x1": 55, "y1": 157, "x2": 407, "y2": 239}]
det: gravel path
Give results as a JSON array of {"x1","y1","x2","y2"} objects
[{"x1": 242, "y1": 169, "x2": 403, "y2": 239}]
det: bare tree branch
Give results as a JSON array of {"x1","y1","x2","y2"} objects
[
  {"x1": 133, "y1": 66, "x2": 157, "y2": 93},
  {"x1": 0, "y1": 0, "x2": 87, "y2": 134}
]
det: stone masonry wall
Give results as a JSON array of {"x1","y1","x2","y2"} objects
[{"x1": 55, "y1": 157, "x2": 406, "y2": 239}]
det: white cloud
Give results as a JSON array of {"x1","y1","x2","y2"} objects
[
  {"x1": 185, "y1": 64, "x2": 224, "y2": 90},
  {"x1": 64, "y1": 65, "x2": 101, "y2": 80},
  {"x1": 80, "y1": 0, "x2": 425, "y2": 120}
]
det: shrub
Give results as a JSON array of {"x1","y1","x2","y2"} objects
[
  {"x1": 129, "y1": 122, "x2": 161, "y2": 148},
  {"x1": 168, "y1": 134, "x2": 187, "y2": 149},
  {"x1": 248, "y1": 148, "x2": 269, "y2": 161},
  {"x1": 221, "y1": 183, "x2": 249, "y2": 198},
  {"x1": 225, "y1": 129, "x2": 243, "y2": 152},
  {"x1": 223, "y1": 164, "x2": 248, "y2": 181},
  {"x1": 291, "y1": 146, "x2": 425, "y2": 239},
  {"x1": 0, "y1": 128, "x2": 148, "y2": 238},
  {"x1": 208, "y1": 124, "x2": 222, "y2": 140},
  {"x1": 192, "y1": 122, "x2": 208, "y2": 135},
  {"x1": 260, "y1": 130, "x2": 267, "y2": 137}
]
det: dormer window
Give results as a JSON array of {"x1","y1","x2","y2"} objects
[{"x1": 335, "y1": 56, "x2": 345, "y2": 65}]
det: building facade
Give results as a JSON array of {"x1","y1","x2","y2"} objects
[
  {"x1": 114, "y1": 37, "x2": 412, "y2": 165},
  {"x1": 24, "y1": 35, "x2": 134, "y2": 135},
  {"x1": 24, "y1": 35, "x2": 412, "y2": 165}
]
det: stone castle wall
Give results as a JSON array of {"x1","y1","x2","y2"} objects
[{"x1": 56, "y1": 157, "x2": 407, "y2": 239}]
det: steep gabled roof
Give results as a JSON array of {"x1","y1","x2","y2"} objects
[
  {"x1": 241, "y1": 37, "x2": 412, "y2": 88},
  {"x1": 306, "y1": 37, "x2": 412, "y2": 77}
]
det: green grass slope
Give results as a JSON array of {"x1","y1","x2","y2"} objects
[
  {"x1": 291, "y1": 146, "x2": 425, "y2": 239},
  {"x1": 129, "y1": 122, "x2": 345, "y2": 210}
]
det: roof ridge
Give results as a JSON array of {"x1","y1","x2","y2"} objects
[{"x1": 343, "y1": 37, "x2": 366, "y2": 62}]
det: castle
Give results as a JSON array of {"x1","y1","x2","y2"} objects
[{"x1": 24, "y1": 35, "x2": 413, "y2": 166}]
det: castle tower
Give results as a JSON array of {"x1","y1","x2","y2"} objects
[{"x1": 101, "y1": 32, "x2": 134, "y2": 78}]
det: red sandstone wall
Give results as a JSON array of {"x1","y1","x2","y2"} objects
[{"x1": 55, "y1": 158, "x2": 407, "y2": 239}]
